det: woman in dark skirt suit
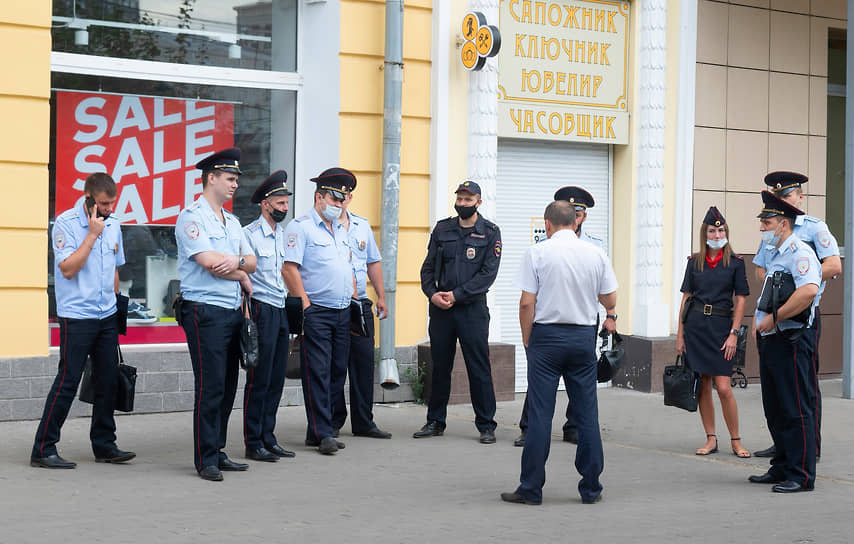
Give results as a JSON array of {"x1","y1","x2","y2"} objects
[{"x1": 676, "y1": 207, "x2": 751, "y2": 458}]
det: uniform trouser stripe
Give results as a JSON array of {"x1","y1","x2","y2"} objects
[
  {"x1": 792, "y1": 344, "x2": 809, "y2": 486},
  {"x1": 39, "y1": 318, "x2": 68, "y2": 457},
  {"x1": 193, "y1": 306, "x2": 203, "y2": 471}
]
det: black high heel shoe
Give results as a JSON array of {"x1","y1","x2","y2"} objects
[{"x1": 695, "y1": 433, "x2": 718, "y2": 455}]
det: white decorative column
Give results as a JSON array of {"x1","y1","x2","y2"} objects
[
  {"x1": 466, "y1": 0, "x2": 501, "y2": 339},
  {"x1": 632, "y1": 0, "x2": 670, "y2": 336}
]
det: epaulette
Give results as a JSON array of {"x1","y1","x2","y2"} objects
[
  {"x1": 223, "y1": 208, "x2": 237, "y2": 219},
  {"x1": 481, "y1": 218, "x2": 498, "y2": 231},
  {"x1": 294, "y1": 214, "x2": 310, "y2": 222},
  {"x1": 802, "y1": 215, "x2": 820, "y2": 224},
  {"x1": 586, "y1": 232, "x2": 603, "y2": 241},
  {"x1": 435, "y1": 217, "x2": 456, "y2": 228},
  {"x1": 57, "y1": 208, "x2": 78, "y2": 222},
  {"x1": 349, "y1": 211, "x2": 368, "y2": 222},
  {"x1": 731, "y1": 253, "x2": 744, "y2": 260},
  {"x1": 247, "y1": 221, "x2": 262, "y2": 232}
]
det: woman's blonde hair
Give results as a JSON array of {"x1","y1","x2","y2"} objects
[{"x1": 694, "y1": 222, "x2": 731, "y2": 272}]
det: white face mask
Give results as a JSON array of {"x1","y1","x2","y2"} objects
[
  {"x1": 761, "y1": 229, "x2": 780, "y2": 247},
  {"x1": 706, "y1": 238, "x2": 728, "y2": 250},
  {"x1": 322, "y1": 203, "x2": 342, "y2": 222}
]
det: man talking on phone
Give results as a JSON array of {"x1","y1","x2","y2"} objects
[{"x1": 31, "y1": 173, "x2": 135, "y2": 469}]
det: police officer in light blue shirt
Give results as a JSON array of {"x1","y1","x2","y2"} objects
[
  {"x1": 241, "y1": 170, "x2": 296, "y2": 462},
  {"x1": 516, "y1": 185, "x2": 607, "y2": 448},
  {"x1": 751, "y1": 172, "x2": 839, "y2": 459},
  {"x1": 282, "y1": 167, "x2": 358, "y2": 455},
  {"x1": 32, "y1": 173, "x2": 135, "y2": 469},
  {"x1": 748, "y1": 190, "x2": 820, "y2": 493},
  {"x1": 175, "y1": 147, "x2": 258, "y2": 482},
  {"x1": 330, "y1": 175, "x2": 392, "y2": 439}
]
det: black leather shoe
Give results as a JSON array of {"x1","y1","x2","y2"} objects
[
  {"x1": 563, "y1": 429, "x2": 578, "y2": 444},
  {"x1": 582, "y1": 494, "x2": 602, "y2": 504},
  {"x1": 773, "y1": 480, "x2": 814, "y2": 493},
  {"x1": 198, "y1": 466, "x2": 223, "y2": 482},
  {"x1": 30, "y1": 454, "x2": 76, "y2": 469},
  {"x1": 500, "y1": 492, "x2": 541, "y2": 505},
  {"x1": 479, "y1": 429, "x2": 496, "y2": 444},
  {"x1": 753, "y1": 444, "x2": 776, "y2": 458},
  {"x1": 245, "y1": 447, "x2": 278, "y2": 462},
  {"x1": 94, "y1": 449, "x2": 136, "y2": 464},
  {"x1": 748, "y1": 471, "x2": 785, "y2": 484},
  {"x1": 413, "y1": 421, "x2": 445, "y2": 438},
  {"x1": 318, "y1": 437, "x2": 339, "y2": 455},
  {"x1": 267, "y1": 444, "x2": 296, "y2": 458},
  {"x1": 514, "y1": 432, "x2": 526, "y2": 447},
  {"x1": 354, "y1": 427, "x2": 392, "y2": 439},
  {"x1": 218, "y1": 456, "x2": 249, "y2": 471},
  {"x1": 305, "y1": 438, "x2": 345, "y2": 449}
]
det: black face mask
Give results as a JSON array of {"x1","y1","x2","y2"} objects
[
  {"x1": 454, "y1": 204, "x2": 477, "y2": 220},
  {"x1": 270, "y1": 208, "x2": 287, "y2": 223}
]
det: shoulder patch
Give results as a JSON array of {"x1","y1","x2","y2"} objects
[
  {"x1": 287, "y1": 232, "x2": 298, "y2": 248},
  {"x1": 797, "y1": 257, "x2": 810, "y2": 275},
  {"x1": 53, "y1": 229, "x2": 67, "y2": 250},
  {"x1": 184, "y1": 221, "x2": 201, "y2": 240},
  {"x1": 817, "y1": 231, "x2": 832, "y2": 248},
  {"x1": 494, "y1": 240, "x2": 502, "y2": 258}
]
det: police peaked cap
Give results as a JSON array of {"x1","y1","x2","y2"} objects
[
  {"x1": 195, "y1": 147, "x2": 242, "y2": 174},
  {"x1": 455, "y1": 180, "x2": 481, "y2": 196},
  {"x1": 310, "y1": 167, "x2": 356, "y2": 199},
  {"x1": 251, "y1": 170, "x2": 292, "y2": 204},
  {"x1": 554, "y1": 186, "x2": 595, "y2": 210},
  {"x1": 757, "y1": 190, "x2": 804, "y2": 220},
  {"x1": 765, "y1": 171, "x2": 808, "y2": 196},
  {"x1": 703, "y1": 206, "x2": 726, "y2": 227}
]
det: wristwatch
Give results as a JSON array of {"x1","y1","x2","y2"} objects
[
  {"x1": 730, "y1": 328, "x2": 739, "y2": 336},
  {"x1": 239, "y1": 256, "x2": 245, "y2": 268},
  {"x1": 606, "y1": 314, "x2": 618, "y2": 321}
]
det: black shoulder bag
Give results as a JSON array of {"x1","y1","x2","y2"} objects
[
  {"x1": 240, "y1": 297, "x2": 260, "y2": 370},
  {"x1": 597, "y1": 330, "x2": 625, "y2": 383}
]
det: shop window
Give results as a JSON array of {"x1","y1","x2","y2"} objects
[
  {"x1": 827, "y1": 29, "x2": 846, "y2": 246},
  {"x1": 48, "y1": 73, "x2": 296, "y2": 344},
  {"x1": 52, "y1": 0, "x2": 297, "y2": 72}
]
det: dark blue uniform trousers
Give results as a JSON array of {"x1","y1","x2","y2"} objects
[
  {"x1": 757, "y1": 330, "x2": 817, "y2": 487},
  {"x1": 516, "y1": 324, "x2": 603, "y2": 504},
  {"x1": 32, "y1": 315, "x2": 119, "y2": 459},
  {"x1": 180, "y1": 302, "x2": 242, "y2": 472},
  {"x1": 427, "y1": 299, "x2": 497, "y2": 432},
  {"x1": 301, "y1": 305, "x2": 350, "y2": 443},
  {"x1": 803, "y1": 308, "x2": 822, "y2": 456},
  {"x1": 332, "y1": 328, "x2": 378, "y2": 434},
  {"x1": 243, "y1": 299, "x2": 289, "y2": 451},
  {"x1": 519, "y1": 390, "x2": 576, "y2": 433}
]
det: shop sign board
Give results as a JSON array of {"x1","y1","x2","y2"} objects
[
  {"x1": 498, "y1": 0, "x2": 630, "y2": 144},
  {"x1": 55, "y1": 91, "x2": 234, "y2": 224}
]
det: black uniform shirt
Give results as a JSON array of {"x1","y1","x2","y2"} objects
[
  {"x1": 420, "y1": 214, "x2": 502, "y2": 304},
  {"x1": 680, "y1": 254, "x2": 750, "y2": 309}
]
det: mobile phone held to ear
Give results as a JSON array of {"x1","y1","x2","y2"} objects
[{"x1": 85, "y1": 196, "x2": 95, "y2": 213}]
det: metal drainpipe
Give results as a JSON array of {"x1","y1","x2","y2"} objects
[{"x1": 379, "y1": 0, "x2": 403, "y2": 372}]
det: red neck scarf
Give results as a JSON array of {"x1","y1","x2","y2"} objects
[{"x1": 705, "y1": 250, "x2": 723, "y2": 268}]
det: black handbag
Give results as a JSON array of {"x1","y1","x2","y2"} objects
[
  {"x1": 240, "y1": 297, "x2": 260, "y2": 370},
  {"x1": 663, "y1": 354, "x2": 701, "y2": 412},
  {"x1": 285, "y1": 336, "x2": 301, "y2": 380},
  {"x1": 79, "y1": 344, "x2": 136, "y2": 412},
  {"x1": 597, "y1": 330, "x2": 625, "y2": 383},
  {"x1": 733, "y1": 324, "x2": 748, "y2": 368},
  {"x1": 350, "y1": 298, "x2": 371, "y2": 337},
  {"x1": 757, "y1": 271, "x2": 810, "y2": 325}
]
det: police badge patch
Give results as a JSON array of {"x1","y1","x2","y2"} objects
[
  {"x1": 287, "y1": 233, "x2": 297, "y2": 248},
  {"x1": 359, "y1": 240, "x2": 366, "y2": 250},
  {"x1": 797, "y1": 257, "x2": 810, "y2": 275},
  {"x1": 818, "y1": 231, "x2": 831, "y2": 248},
  {"x1": 54, "y1": 230, "x2": 66, "y2": 250},
  {"x1": 494, "y1": 241, "x2": 502, "y2": 258},
  {"x1": 466, "y1": 247, "x2": 476, "y2": 260},
  {"x1": 185, "y1": 221, "x2": 200, "y2": 240}
]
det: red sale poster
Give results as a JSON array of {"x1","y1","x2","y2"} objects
[{"x1": 55, "y1": 91, "x2": 234, "y2": 224}]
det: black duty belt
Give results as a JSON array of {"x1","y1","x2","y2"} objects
[{"x1": 686, "y1": 298, "x2": 731, "y2": 318}]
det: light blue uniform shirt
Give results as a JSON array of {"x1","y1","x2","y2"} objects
[
  {"x1": 283, "y1": 207, "x2": 353, "y2": 310},
  {"x1": 753, "y1": 214, "x2": 839, "y2": 305},
  {"x1": 52, "y1": 202, "x2": 126, "y2": 320},
  {"x1": 345, "y1": 211, "x2": 382, "y2": 299},
  {"x1": 175, "y1": 196, "x2": 250, "y2": 310},
  {"x1": 579, "y1": 229, "x2": 605, "y2": 251},
  {"x1": 244, "y1": 216, "x2": 287, "y2": 308},
  {"x1": 754, "y1": 233, "x2": 821, "y2": 335}
]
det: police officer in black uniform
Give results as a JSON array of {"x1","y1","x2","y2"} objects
[{"x1": 414, "y1": 181, "x2": 501, "y2": 444}]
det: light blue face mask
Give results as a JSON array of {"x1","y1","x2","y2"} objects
[
  {"x1": 706, "y1": 238, "x2": 728, "y2": 250},
  {"x1": 322, "y1": 203, "x2": 342, "y2": 222},
  {"x1": 761, "y1": 229, "x2": 780, "y2": 247}
]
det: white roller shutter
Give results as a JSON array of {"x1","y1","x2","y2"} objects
[{"x1": 493, "y1": 138, "x2": 611, "y2": 392}]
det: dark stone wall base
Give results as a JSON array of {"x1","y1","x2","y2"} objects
[
  {"x1": 611, "y1": 335, "x2": 677, "y2": 393},
  {"x1": 418, "y1": 342, "x2": 515, "y2": 405}
]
